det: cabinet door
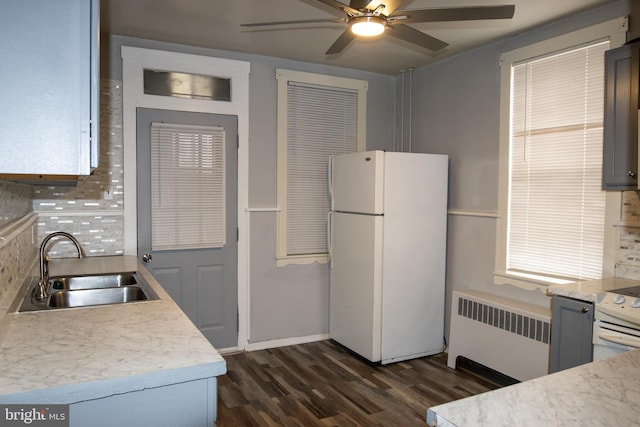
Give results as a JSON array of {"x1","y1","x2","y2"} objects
[
  {"x1": 549, "y1": 295, "x2": 594, "y2": 373},
  {"x1": 0, "y1": 0, "x2": 99, "y2": 176},
  {"x1": 602, "y1": 43, "x2": 639, "y2": 190}
]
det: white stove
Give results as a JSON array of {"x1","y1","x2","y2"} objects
[
  {"x1": 596, "y1": 285, "x2": 640, "y2": 327},
  {"x1": 594, "y1": 285, "x2": 640, "y2": 360}
]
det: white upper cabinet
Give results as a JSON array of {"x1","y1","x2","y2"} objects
[{"x1": 0, "y1": 0, "x2": 99, "y2": 176}]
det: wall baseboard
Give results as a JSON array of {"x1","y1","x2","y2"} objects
[{"x1": 237, "y1": 333, "x2": 330, "y2": 353}]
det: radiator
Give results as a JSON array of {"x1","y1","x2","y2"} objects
[{"x1": 448, "y1": 289, "x2": 551, "y2": 381}]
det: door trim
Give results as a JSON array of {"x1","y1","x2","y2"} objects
[{"x1": 122, "y1": 46, "x2": 250, "y2": 351}]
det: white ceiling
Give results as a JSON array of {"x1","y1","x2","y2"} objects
[{"x1": 101, "y1": 0, "x2": 619, "y2": 75}]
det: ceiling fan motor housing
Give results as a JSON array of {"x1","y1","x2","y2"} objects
[{"x1": 350, "y1": 15, "x2": 386, "y2": 36}]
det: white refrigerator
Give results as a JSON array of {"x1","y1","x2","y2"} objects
[{"x1": 328, "y1": 150, "x2": 448, "y2": 364}]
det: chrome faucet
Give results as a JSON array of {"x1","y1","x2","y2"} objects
[{"x1": 33, "y1": 232, "x2": 84, "y2": 302}]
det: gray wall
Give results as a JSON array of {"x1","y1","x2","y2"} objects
[
  {"x1": 104, "y1": 35, "x2": 396, "y2": 343},
  {"x1": 409, "y1": 0, "x2": 631, "y2": 338}
]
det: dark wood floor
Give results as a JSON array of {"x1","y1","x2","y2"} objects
[{"x1": 217, "y1": 340, "x2": 514, "y2": 426}]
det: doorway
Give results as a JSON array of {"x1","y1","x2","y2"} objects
[
  {"x1": 122, "y1": 46, "x2": 250, "y2": 350},
  {"x1": 136, "y1": 107, "x2": 238, "y2": 348}
]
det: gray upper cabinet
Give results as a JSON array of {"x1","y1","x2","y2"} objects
[
  {"x1": 0, "y1": 0, "x2": 99, "y2": 176},
  {"x1": 603, "y1": 42, "x2": 639, "y2": 190},
  {"x1": 549, "y1": 295, "x2": 594, "y2": 374}
]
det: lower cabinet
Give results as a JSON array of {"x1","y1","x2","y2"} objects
[
  {"x1": 69, "y1": 377, "x2": 217, "y2": 427},
  {"x1": 549, "y1": 295, "x2": 594, "y2": 373}
]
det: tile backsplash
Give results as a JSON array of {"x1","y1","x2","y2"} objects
[
  {"x1": 615, "y1": 191, "x2": 640, "y2": 279},
  {"x1": 0, "y1": 213, "x2": 37, "y2": 306},
  {"x1": 0, "y1": 182, "x2": 33, "y2": 228}
]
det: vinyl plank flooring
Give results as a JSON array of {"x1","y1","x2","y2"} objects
[{"x1": 217, "y1": 340, "x2": 513, "y2": 426}]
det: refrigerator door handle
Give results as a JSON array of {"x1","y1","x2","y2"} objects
[
  {"x1": 327, "y1": 211, "x2": 333, "y2": 269},
  {"x1": 328, "y1": 155, "x2": 335, "y2": 212}
]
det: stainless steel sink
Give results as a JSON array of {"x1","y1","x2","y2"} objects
[
  {"x1": 48, "y1": 286, "x2": 148, "y2": 308},
  {"x1": 19, "y1": 272, "x2": 158, "y2": 312},
  {"x1": 49, "y1": 273, "x2": 137, "y2": 290}
]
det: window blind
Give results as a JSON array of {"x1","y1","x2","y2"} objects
[
  {"x1": 150, "y1": 122, "x2": 226, "y2": 250},
  {"x1": 508, "y1": 40, "x2": 608, "y2": 281},
  {"x1": 286, "y1": 81, "x2": 358, "y2": 255}
]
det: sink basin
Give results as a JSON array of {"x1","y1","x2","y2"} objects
[
  {"x1": 18, "y1": 272, "x2": 159, "y2": 312},
  {"x1": 49, "y1": 273, "x2": 137, "y2": 291},
  {"x1": 48, "y1": 286, "x2": 148, "y2": 308}
]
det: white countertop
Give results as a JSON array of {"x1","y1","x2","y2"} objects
[
  {"x1": 427, "y1": 348, "x2": 640, "y2": 426},
  {"x1": 0, "y1": 256, "x2": 226, "y2": 403},
  {"x1": 547, "y1": 277, "x2": 640, "y2": 302}
]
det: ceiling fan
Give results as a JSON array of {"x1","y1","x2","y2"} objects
[{"x1": 241, "y1": 0, "x2": 515, "y2": 55}]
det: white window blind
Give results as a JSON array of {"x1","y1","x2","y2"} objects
[
  {"x1": 150, "y1": 122, "x2": 226, "y2": 250},
  {"x1": 508, "y1": 40, "x2": 608, "y2": 281},
  {"x1": 286, "y1": 82, "x2": 358, "y2": 255}
]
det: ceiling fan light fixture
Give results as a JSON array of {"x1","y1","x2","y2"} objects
[{"x1": 350, "y1": 16, "x2": 385, "y2": 37}]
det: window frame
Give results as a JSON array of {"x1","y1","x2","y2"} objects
[
  {"x1": 495, "y1": 17, "x2": 627, "y2": 290},
  {"x1": 276, "y1": 69, "x2": 367, "y2": 266}
]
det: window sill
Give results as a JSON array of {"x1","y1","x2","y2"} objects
[
  {"x1": 613, "y1": 221, "x2": 640, "y2": 229},
  {"x1": 276, "y1": 253, "x2": 329, "y2": 267},
  {"x1": 493, "y1": 271, "x2": 577, "y2": 291}
]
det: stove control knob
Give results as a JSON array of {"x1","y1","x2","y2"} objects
[
  {"x1": 632, "y1": 298, "x2": 640, "y2": 309},
  {"x1": 613, "y1": 294, "x2": 626, "y2": 304}
]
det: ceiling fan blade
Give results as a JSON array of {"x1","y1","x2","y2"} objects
[
  {"x1": 364, "y1": 0, "x2": 413, "y2": 16},
  {"x1": 326, "y1": 28, "x2": 357, "y2": 55},
  {"x1": 392, "y1": 5, "x2": 515, "y2": 24},
  {"x1": 386, "y1": 24, "x2": 448, "y2": 51},
  {"x1": 315, "y1": 0, "x2": 361, "y2": 16},
  {"x1": 241, "y1": 18, "x2": 344, "y2": 27},
  {"x1": 350, "y1": 0, "x2": 373, "y2": 9}
]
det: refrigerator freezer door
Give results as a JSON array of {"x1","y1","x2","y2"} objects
[
  {"x1": 329, "y1": 212, "x2": 383, "y2": 362},
  {"x1": 331, "y1": 151, "x2": 384, "y2": 215}
]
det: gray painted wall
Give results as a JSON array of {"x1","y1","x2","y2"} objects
[
  {"x1": 409, "y1": 0, "x2": 631, "y2": 338},
  {"x1": 104, "y1": 35, "x2": 396, "y2": 343}
]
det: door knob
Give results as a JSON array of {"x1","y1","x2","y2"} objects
[
  {"x1": 142, "y1": 253, "x2": 152, "y2": 263},
  {"x1": 581, "y1": 307, "x2": 590, "y2": 314},
  {"x1": 628, "y1": 171, "x2": 637, "y2": 179}
]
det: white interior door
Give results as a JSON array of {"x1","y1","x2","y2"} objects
[{"x1": 137, "y1": 107, "x2": 238, "y2": 349}]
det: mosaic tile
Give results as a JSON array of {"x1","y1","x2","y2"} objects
[
  {"x1": 0, "y1": 182, "x2": 33, "y2": 228},
  {"x1": 0, "y1": 222, "x2": 37, "y2": 306},
  {"x1": 622, "y1": 191, "x2": 640, "y2": 220}
]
